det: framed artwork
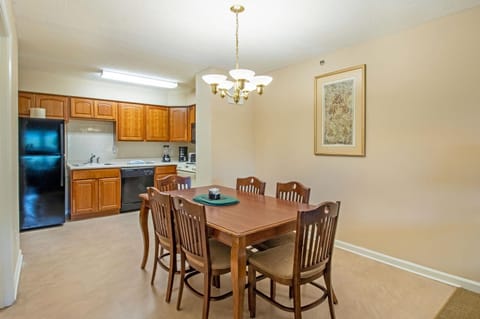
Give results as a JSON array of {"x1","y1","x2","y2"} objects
[{"x1": 314, "y1": 64, "x2": 366, "y2": 156}]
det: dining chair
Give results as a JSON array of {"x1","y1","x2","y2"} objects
[
  {"x1": 236, "y1": 176, "x2": 266, "y2": 195},
  {"x1": 148, "y1": 187, "x2": 177, "y2": 302},
  {"x1": 258, "y1": 181, "x2": 311, "y2": 250},
  {"x1": 155, "y1": 174, "x2": 191, "y2": 191},
  {"x1": 248, "y1": 201, "x2": 341, "y2": 319},
  {"x1": 172, "y1": 195, "x2": 233, "y2": 319},
  {"x1": 252, "y1": 181, "x2": 312, "y2": 299}
]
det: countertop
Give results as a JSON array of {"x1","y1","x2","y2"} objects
[{"x1": 68, "y1": 158, "x2": 196, "y2": 173}]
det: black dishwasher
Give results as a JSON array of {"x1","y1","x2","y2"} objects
[{"x1": 120, "y1": 167, "x2": 154, "y2": 212}]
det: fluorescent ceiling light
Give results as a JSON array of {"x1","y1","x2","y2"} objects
[{"x1": 100, "y1": 70, "x2": 178, "y2": 89}]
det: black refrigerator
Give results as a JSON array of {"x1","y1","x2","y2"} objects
[{"x1": 19, "y1": 118, "x2": 66, "y2": 230}]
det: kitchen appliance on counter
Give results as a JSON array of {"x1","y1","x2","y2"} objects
[
  {"x1": 120, "y1": 167, "x2": 154, "y2": 212},
  {"x1": 19, "y1": 118, "x2": 66, "y2": 230},
  {"x1": 179, "y1": 146, "x2": 188, "y2": 162},
  {"x1": 162, "y1": 145, "x2": 171, "y2": 162},
  {"x1": 188, "y1": 152, "x2": 196, "y2": 163}
]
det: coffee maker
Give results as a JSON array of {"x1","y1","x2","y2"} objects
[
  {"x1": 178, "y1": 146, "x2": 188, "y2": 162},
  {"x1": 162, "y1": 145, "x2": 171, "y2": 162}
]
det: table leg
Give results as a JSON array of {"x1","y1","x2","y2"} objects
[
  {"x1": 139, "y1": 198, "x2": 149, "y2": 269},
  {"x1": 231, "y1": 236, "x2": 246, "y2": 319}
]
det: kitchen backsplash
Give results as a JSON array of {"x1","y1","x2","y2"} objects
[{"x1": 67, "y1": 120, "x2": 194, "y2": 162}]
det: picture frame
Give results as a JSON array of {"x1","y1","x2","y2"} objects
[{"x1": 314, "y1": 64, "x2": 366, "y2": 156}]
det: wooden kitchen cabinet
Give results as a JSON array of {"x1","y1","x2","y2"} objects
[
  {"x1": 154, "y1": 165, "x2": 177, "y2": 186},
  {"x1": 94, "y1": 100, "x2": 117, "y2": 120},
  {"x1": 98, "y1": 177, "x2": 121, "y2": 212},
  {"x1": 145, "y1": 105, "x2": 169, "y2": 141},
  {"x1": 18, "y1": 92, "x2": 68, "y2": 119},
  {"x1": 71, "y1": 179, "x2": 98, "y2": 216},
  {"x1": 70, "y1": 98, "x2": 94, "y2": 118},
  {"x1": 70, "y1": 168, "x2": 121, "y2": 220},
  {"x1": 169, "y1": 107, "x2": 188, "y2": 142},
  {"x1": 187, "y1": 104, "x2": 196, "y2": 142},
  {"x1": 70, "y1": 98, "x2": 117, "y2": 121},
  {"x1": 117, "y1": 103, "x2": 145, "y2": 141},
  {"x1": 18, "y1": 92, "x2": 35, "y2": 116}
]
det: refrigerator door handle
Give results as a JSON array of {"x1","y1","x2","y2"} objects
[{"x1": 60, "y1": 122, "x2": 65, "y2": 155}]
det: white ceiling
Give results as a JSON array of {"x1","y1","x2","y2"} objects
[{"x1": 12, "y1": 0, "x2": 480, "y2": 91}]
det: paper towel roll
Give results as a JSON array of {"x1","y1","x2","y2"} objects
[{"x1": 30, "y1": 108, "x2": 46, "y2": 118}]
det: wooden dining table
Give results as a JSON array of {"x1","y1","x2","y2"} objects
[{"x1": 138, "y1": 185, "x2": 316, "y2": 319}]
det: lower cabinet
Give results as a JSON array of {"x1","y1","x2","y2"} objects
[
  {"x1": 154, "y1": 165, "x2": 177, "y2": 186},
  {"x1": 71, "y1": 168, "x2": 121, "y2": 220}
]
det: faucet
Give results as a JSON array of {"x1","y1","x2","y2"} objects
[
  {"x1": 89, "y1": 153, "x2": 96, "y2": 164},
  {"x1": 96, "y1": 156, "x2": 100, "y2": 164}
]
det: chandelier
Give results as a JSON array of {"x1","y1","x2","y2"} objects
[{"x1": 202, "y1": 5, "x2": 272, "y2": 104}]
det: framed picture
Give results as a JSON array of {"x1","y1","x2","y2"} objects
[{"x1": 314, "y1": 64, "x2": 366, "y2": 156}]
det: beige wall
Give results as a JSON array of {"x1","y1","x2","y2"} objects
[
  {"x1": 0, "y1": 0, "x2": 20, "y2": 308},
  {"x1": 248, "y1": 6, "x2": 480, "y2": 281}
]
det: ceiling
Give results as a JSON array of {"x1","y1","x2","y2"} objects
[{"x1": 12, "y1": 0, "x2": 480, "y2": 92}]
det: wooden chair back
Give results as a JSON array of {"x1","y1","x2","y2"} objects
[
  {"x1": 172, "y1": 195, "x2": 210, "y2": 272},
  {"x1": 276, "y1": 181, "x2": 311, "y2": 204},
  {"x1": 155, "y1": 174, "x2": 191, "y2": 191},
  {"x1": 236, "y1": 176, "x2": 266, "y2": 195},
  {"x1": 147, "y1": 187, "x2": 175, "y2": 248},
  {"x1": 293, "y1": 201, "x2": 341, "y2": 277}
]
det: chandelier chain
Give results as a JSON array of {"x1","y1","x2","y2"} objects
[{"x1": 235, "y1": 11, "x2": 239, "y2": 69}]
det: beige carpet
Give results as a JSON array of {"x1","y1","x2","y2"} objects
[
  {"x1": 436, "y1": 288, "x2": 480, "y2": 319},
  {"x1": 1, "y1": 212, "x2": 456, "y2": 319}
]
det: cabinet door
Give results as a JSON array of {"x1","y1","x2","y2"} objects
[
  {"x1": 19, "y1": 92, "x2": 36, "y2": 117},
  {"x1": 98, "y1": 177, "x2": 121, "y2": 212},
  {"x1": 169, "y1": 108, "x2": 188, "y2": 142},
  {"x1": 117, "y1": 103, "x2": 145, "y2": 141},
  {"x1": 154, "y1": 165, "x2": 177, "y2": 186},
  {"x1": 71, "y1": 179, "x2": 98, "y2": 217},
  {"x1": 94, "y1": 100, "x2": 117, "y2": 121},
  {"x1": 187, "y1": 105, "x2": 196, "y2": 142},
  {"x1": 145, "y1": 105, "x2": 169, "y2": 141},
  {"x1": 70, "y1": 98, "x2": 94, "y2": 118},
  {"x1": 35, "y1": 94, "x2": 68, "y2": 119}
]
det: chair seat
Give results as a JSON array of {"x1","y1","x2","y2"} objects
[
  {"x1": 249, "y1": 243, "x2": 326, "y2": 282},
  {"x1": 256, "y1": 232, "x2": 295, "y2": 250},
  {"x1": 209, "y1": 239, "x2": 232, "y2": 271}
]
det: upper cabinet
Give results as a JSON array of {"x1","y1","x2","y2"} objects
[
  {"x1": 169, "y1": 107, "x2": 188, "y2": 142},
  {"x1": 19, "y1": 92, "x2": 68, "y2": 119},
  {"x1": 70, "y1": 98, "x2": 94, "y2": 118},
  {"x1": 18, "y1": 92, "x2": 35, "y2": 116},
  {"x1": 145, "y1": 105, "x2": 169, "y2": 141},
  {"x1": 117, "y1": 103, "x2": 145, "y2": 141},
  {"x1": 70, "y1": 98, "x2": 117, "y2": 121},
  {"x1": 94, "y1": 100, "x2": 117, "y2": 120},
  {"x1": 187, "y1": 104, "x2": 196, "y2": 143}
]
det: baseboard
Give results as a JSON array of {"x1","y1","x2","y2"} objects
[
  {"x1": 335, "y1": 240, "x2": 480, "y2": 293},
  {"x1": 14, "y1": 250, "x2": 23, "y2": 298}
]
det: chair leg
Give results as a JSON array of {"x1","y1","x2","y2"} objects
[
  {"x1": 150, "y1": 238, "x2": 159, "y2": 285},
  {"x1": 325, "y1": 272, "x2": 336, "y2": 319},
  {"x1": 293, "y1": 282, "x2": 302, "y2": 319},
  {"x1": 203, "y1": 271, "x2": 212, "y2": 319},
  {"x1": 332, "y1": 287, "x2": 338, "y2": 305},
  {"x1": 247, "y1": 265, "x2": 256, "y2": 318},
  {"x1": 269, "y1": 280, "x2": 276, "y2": 300},
  {"x1": 165, "y1": 251, "x2": 176, "y2": 303},
  {"x1": 176, "y1": 253, "x2": 186, "y2": 311},
  {"x1": 212, "y1": 275, "x2": 220, "y2": 288}
]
